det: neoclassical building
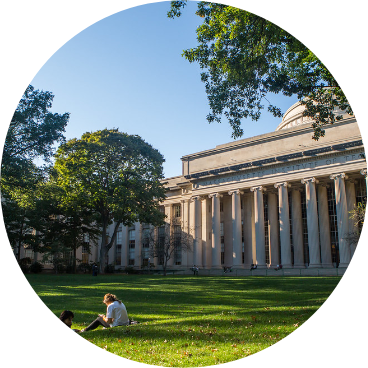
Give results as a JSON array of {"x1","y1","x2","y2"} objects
[
  {"x1": 103, "y1": 102, "x2": 365, "y2": 272},
  {"x1": 21, "y1": 102, "x2": 367, "y2": 272}
]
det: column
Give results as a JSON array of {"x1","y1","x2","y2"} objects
[
  {"x1": 134, "y1": 222, "x2": 142, "y2": 268},
  {"x1": 250, "y1": 186, "x2": 267, "y2": 268},
  {"x1": 243, "y1": 193, "x2": 254, "y2": 268},
  {"x1": 209, "y1": 193, "x2": 222, "y2": 268},
  {"x1": 121, "y1": 225, "x2": 128, "y2": 267},
  {"x1": 274, "y1": 182, "x2": 292, "y2": 268},
  {"x1": 360, "y1": 169, "x2": 367, "y2": 191},
  {"x1": 164, "y1": 204, "x2": 174, "y2": 267},
  {"x1": 180, "y1": 199, "x2": 189, "y2": 267},
  {"x1": 201, "y1": 197, "x2": 210, "y2": 268},
  {"x1": 291, "y1": 189, "x2": 304, "y2": 268},
  {"x1": 191, "y1": 196, "x2": 203, "y2": 267},
  {"x1": 267, "y1": 192, "x2": 280, "y2": 268},
  {"x1": 301, "y1": 177, "x2": 321, "y2": 268},
  {"x1": 223, "y1": 196, "x2": 232, "y2": 267},
  {"x1": 229, "y1": 189, "x2": 243, "y2": 267},
  {"x1": 317, "y1": 184, "x2": 333, "y2": 268},
  {"x1": 330, "y1": 173, "x2": 350, "y2": 267}
]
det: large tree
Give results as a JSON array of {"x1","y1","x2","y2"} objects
[
  {"x1": 1, "y1": 84, "x2": 69, "y2": 189},
  {"x1": 30, "y1": 173, "x2": 100, "y2": 273},
  {"x1": 168, "y1": 1, "x2": 353, "y2": 140},
  {"x1": 1, "y1": 85, "x2": 69, "y2": 260},
  {"x1": 54, "y1": 129, "x2": 166, "y2": 273}
]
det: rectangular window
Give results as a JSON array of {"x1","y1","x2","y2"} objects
[
  {"x1": 327, "y1": 186, "x2": 339, "y2": 266},
  {"x1": 142, "y1": 228, "x2": 150, "y2": 248},
  {"x1": 115, "y1": 243, "x2": 122, "y2": 266},
  {"x1": 220, "y1": 222, "x2": 224, "y2": 264},
  {"x1": 141, "y1": 227, "x2": 150, "y2": 267},
  {"x1": 174, "y1": 204, "x2": 181, "y2": 218},
  {"x1": 128, "y1": 229, "x2": 135, "y2": 265},
  {"x1": 116, "y1": 230, "x2": 122, "y2": 245},
  {"x1": 158, "y1": 226, "x2": 165, "y2": 265},
  {"x1": 82, "y1": 244, "x2": 89, "y2": 264},
  {"x1": 173, "y1": 225, "x2": 182, "y2": 265}
]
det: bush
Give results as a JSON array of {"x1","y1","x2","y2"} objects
[
  {"x1": 30, "y1": 261, "x2": 44, "y2": 273},
  {"x1": 50, "y1": 257, "x2": 66, "y2": 274},
  {"x1": 77, "y1": 263, "x2": 92, "y2": 274},
  {"x1": 104, "y1": 264, "x2": 115, "y2": 274},
  {"x1": 124, "y1": 266, "x2": 138, "y2": 274},
  {"x1": 65, "y1": 264, "x2": 75, "y2": 274},
  {"x1": 19, "y1": 257, "x2": 32, "y2": 273}
]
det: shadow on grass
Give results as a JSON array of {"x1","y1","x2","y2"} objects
[{"x1": 25, "y1": 274, "x2": 341, "y2": 366}]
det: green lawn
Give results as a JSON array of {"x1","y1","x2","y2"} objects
[{"x1": 26, "y1": 274, "x2": 341, "y2": 367}]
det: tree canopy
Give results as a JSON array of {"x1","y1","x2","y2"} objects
[
  {"x1": 54, "y1": 129, "x2": 166, "y2": 272},
  {"x1": 1, "y1": 85, "x2": 69, "y2": 190},
  {"x1": 168, "y1": 1, "x2": 353, "y2": 140},
  {"x1": 1, "y1": 85, "x2": 69, "y2": 261}
]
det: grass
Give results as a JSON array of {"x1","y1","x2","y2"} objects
[{"x1": 26, "y1": 274, "x2": 341, "y2": 367}]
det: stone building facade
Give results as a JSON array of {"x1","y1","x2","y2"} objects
[
  {"x1": 107, "y1": 102, "x2": 366, "y2": 272},
  {"x1": 21, "y1": 102, "x2": 367, "y2": 272}
]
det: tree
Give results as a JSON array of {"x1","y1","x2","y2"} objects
[
  {"x1": 345, "y1": 202, "x2": 366, "y2": 251},
  {"x1": 1, "y1": 84, "x2": 69, "y2": 189},
  {"x1": 31, "y1": 173, "x2": 101, "y2": 273},
  {"x1": 1, "y1": 162, "x2": 44, "y2": 261},
  {"x1": 146, "y1": 221, "x2": 192, "y2": 276},
  {"x1": 168, "y1": 1, "x2": 353, "y2": 140},
  {"x1": 54, "y1": 129, "x2": 166, "y2": 273},
  {"x1": 1, "y1": 84, "x2": 69, "y2": 261}
]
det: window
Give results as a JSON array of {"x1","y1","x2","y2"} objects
[
  {"x1": 327, "y1": 186, "x2": 339, "y2": 266},
  {"x1": 173, "y1": 225, "x2": 182, "y2": 265},
  {"x1": 220, "y1": 222, "x2": 224, "y2": 264},
  {"x1": 300, "y1": 188, "x2": 310, "y2": 266},
  {"x1": 128, "y1": 229, "x2": 135, "y2": 265},
  {"x1": 356, "y1": 177, "x2": 367, "y2": 204},
  {"x1": 220, "y1": 201, "x2": 224, "y2": 212},
  {"x1": 24, "y1": 248, "x2": 34, "y2": 260},
  {"x1": 116, "y1": 230, "x2": 122, "y2": 245},
  {"x1": 142, "y1": 228, "x2": 150, "y2": 248},
  {"x1": 158, "y1": 226, "x2": 165, "y2": 265},
  {"x1": 82, "y1": 245, "x2": 89, "y2": 264},
  {"x1": 141, "y1": 227, "x2": 150, "y2": 267},
  {"x1": 174, "y1": 204, "x2": 181, "y2": 218},
  {"x1": 115, "y1": 243, "x2": 122, "y2": 265}
]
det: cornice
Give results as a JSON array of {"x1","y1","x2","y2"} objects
[
  {"x1": 181, "y1": 117, "x2": 357, "y2": 162},
  {"x1": 183, "y1": 141, "x2": 364, "y2": 181}
]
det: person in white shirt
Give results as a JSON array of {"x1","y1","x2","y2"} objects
[{"x1": 81, "y1": 293, "x2": 129, "y2": 332}]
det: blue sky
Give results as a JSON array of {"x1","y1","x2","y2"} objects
[{"x1": 30, "y1": 1, "x2": 298, "y2": 178}]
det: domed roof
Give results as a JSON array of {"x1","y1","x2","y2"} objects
[
  {"x1": 275, "y1": 100, "x2": 351, "y2": 131},
  {"x1": 275, "y1": 101, "x2": 311, "y2": 131}
]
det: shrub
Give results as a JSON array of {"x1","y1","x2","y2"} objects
[
  {"x1": 19, "y1": 257, "x2": 32, "y2": 273},
  {"x1": 77, "y1": 263, "x2": 92, "y2": 274},
  {"x1": 124, "y1": 266, "x2": 138, "y2": 274},
  {"x1": 30, "y1": 261, "x2": 44, "y2": 273},
  {"x1": 104, "y1": 264, "x2": 115, "y2": 274}
]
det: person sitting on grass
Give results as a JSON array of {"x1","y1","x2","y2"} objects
[
  {"x1": 59, "y1": 310, "x2": 80, "y2": 333},
  {"x1": 81, "y1": 293, "x2": 130, "y2": 332}
]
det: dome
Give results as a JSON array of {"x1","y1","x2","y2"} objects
[
  {"x1": 275, "y1": 100, "x2": 351, "y2": 131},
  {"x1": 275, "y1": 101, "x2": 312, "y2": 131}
]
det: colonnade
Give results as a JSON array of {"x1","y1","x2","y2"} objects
[{"x1": 181, "y1": 171, "x2": 365, "y2": 269}]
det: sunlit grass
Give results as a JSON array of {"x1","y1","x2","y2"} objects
[{"x1": 26, "y1": 274, "x2": 340, "y2": 367}]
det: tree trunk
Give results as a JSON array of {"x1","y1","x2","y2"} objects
[
  {"x1": 99, "y1": 219, "x2": 108, "y2": 274},
  {"x1": 73, "y1": 247, "x2": 77, "y2": 273},
  {"x1": 99, "y1": 219, "x2": 122, "y2": 274}
]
